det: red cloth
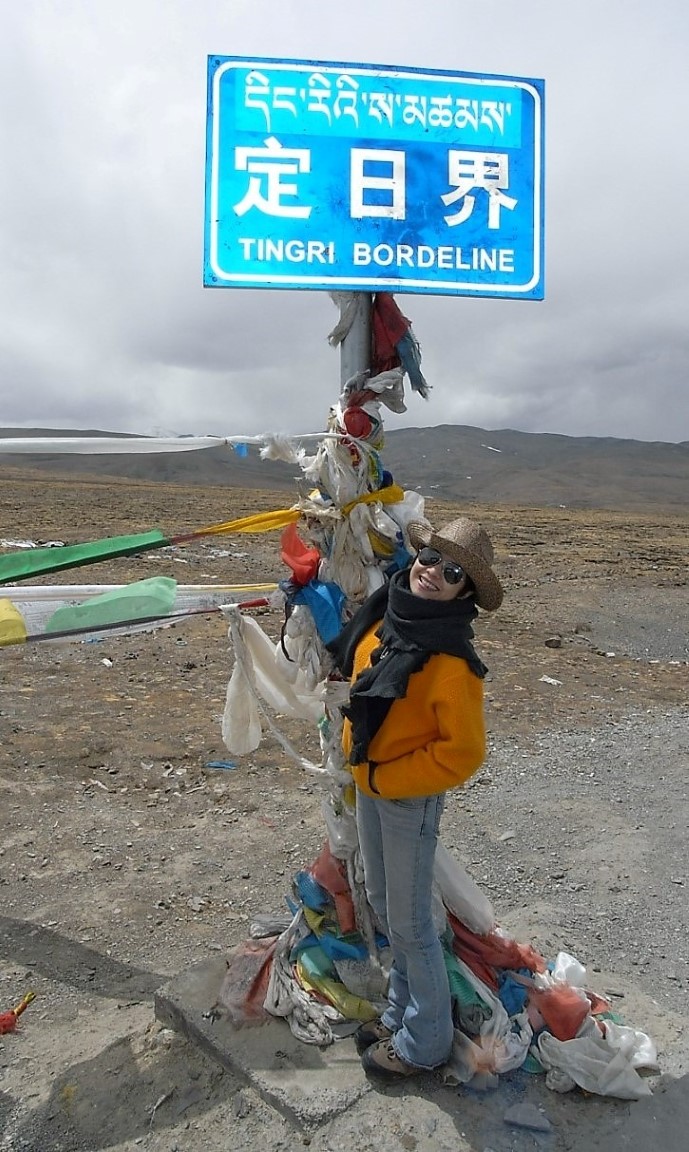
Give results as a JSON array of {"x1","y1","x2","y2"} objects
[
  {"x1": 309, "y1": 841, "x2": 357, "y2": 935},
  {"x1": 448, "y1": 913, "x2": 547, "y2": 991},
  {"x1": 215, "y1": 937, "x2": 277, "y2": 1026},
  {"x1": 280, "y1": 522, "x2": 320, "y2": 586},
  {"x1": 341, "y1": 406, "x2": 373, "y2": 439},
  {"x1": 371, "y1": 293, "x2": 411, "y2": 375}
]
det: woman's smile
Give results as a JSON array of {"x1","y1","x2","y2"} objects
[{"x1": 409, "y1": 557, "x2": 463, "y2": 601}]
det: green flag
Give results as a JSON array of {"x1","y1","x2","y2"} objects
[
  {"x1": 0, "y1": 530, "x2": 169, "y2": 585},
  {"x1": 44, "y1": 576, "x2": 178, "y2": 633}
]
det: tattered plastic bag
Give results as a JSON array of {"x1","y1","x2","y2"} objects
[
  {"x1": 528, "y1": 952, "x2": 597, "y2": 1041},
  {"x1": 443, "y1": 954, "x2": 532, "y2": 1084},
  {"x1": 321, "y1": 794, "x2": 359, "y2": 859},
  {"x1": 537, "y1": 1015, "x2": 657, "y2": 1099}
]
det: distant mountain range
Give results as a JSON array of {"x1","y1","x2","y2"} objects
[{"x1": 1, "y1": 425, "x2": 688, "y2": 513}]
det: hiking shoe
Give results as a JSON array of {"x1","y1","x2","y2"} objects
[
  {"x1": 361, "y1": 1039, "x2": 420, "y2": 1080},
  {"x1": 354, "y1": 1018, "x2": 394, "y2": 1055}
]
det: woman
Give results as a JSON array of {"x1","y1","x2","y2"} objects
[{"x1": 327, "y1": 516, "x2": 503, "y2": 1080}]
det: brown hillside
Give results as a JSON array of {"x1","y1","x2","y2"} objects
[{"x1": 1, "y1": 425, "x2": 688, "y2": 513}]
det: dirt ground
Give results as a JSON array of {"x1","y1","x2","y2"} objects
[{"x1": 1, "y1": 471, "x2": 688, "y2": 1152}]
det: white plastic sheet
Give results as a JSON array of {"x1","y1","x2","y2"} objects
[
  {"x1": 537, "y1": 1015, "x2": 657, "y2": 1099},
  {"x1": 433, "y1": 842, "x2": 495, "y2": 935}
]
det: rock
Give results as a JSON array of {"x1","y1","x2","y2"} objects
[
  {"x1": 503, "y1": 1101, "x2": 552, "y2": 1132},
  {"x1": 233, "y1": 1088, "x2": 252, "y2": 1118}
]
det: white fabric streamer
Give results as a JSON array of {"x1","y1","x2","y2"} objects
[
  {"x1": 0, "y1": 436, "x2": 232, "y2": 454},
  {"x1": 327, "y1": 291, "x2": 366, "y2": 346},
  {"x1": 0, "y1": 430, "x2": 357, "y2": 456},
  {"x1": 263, "y1": 909, "x2": 341, "y2": 1044},
  {"x1": 221, "y1": 606, "x2": 326, "y2": 772}
]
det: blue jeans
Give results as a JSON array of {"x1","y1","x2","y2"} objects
[{"x1": 356, "y1": 788, "x2": 453, "y2": 1070}]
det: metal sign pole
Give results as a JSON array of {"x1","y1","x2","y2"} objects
[{"x1": 339, "y1": 292, "x2": 372, "y2": 386}]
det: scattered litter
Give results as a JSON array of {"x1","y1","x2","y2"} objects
[
  {"x1": 0, "y1": 538, "x2": 64, "y2": 549},
  {"x1": 0, "y1": 991, "x2": 36, "y2": 1034},
  {"x1": 149, "y1": 1089, "x2": 173, "y2": 1129},
  {"x1": 539, "y1": 675, "x2": 562, "y2": 686},
  {"x1": 101, "y1": 658, "x2": 113, "y2": 668},
  {"x1": 205, "y1": 759, "x2": 238, "y2": 771}
]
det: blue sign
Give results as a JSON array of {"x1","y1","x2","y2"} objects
[{"x1": 204, "y1": 57, "x2": 545, "y2": 299}]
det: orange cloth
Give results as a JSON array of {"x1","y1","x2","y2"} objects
[{"x1": 529, "y1": 984, "x2": 591, "y2": 1041}]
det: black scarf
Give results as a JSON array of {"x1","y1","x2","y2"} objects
[{"x1": 327, "y1": 568, "x2": 487, "y2": 765}]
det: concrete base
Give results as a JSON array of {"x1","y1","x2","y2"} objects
[{"x1": 154, "y1": 955, "x2": 370, "y2": 1129}]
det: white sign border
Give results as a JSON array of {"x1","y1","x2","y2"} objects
[{"x1": 207, "y1": 59, "x2": 543, "y2": 296}]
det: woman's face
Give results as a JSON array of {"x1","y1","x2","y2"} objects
[{"x1": 409, "y1": 549, "x2": 469, "y2": 602}]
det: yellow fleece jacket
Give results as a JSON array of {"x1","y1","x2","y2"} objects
[{"x1": 342, "y1": 624, "x2": 486, "y2": 799}]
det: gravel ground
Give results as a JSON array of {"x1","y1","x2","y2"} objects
[
  {"x1": 446, "y1": 706, "x2": 689, "y2": 1026},
  {"x1": 1, "y1": 482, "x2": 687, "y2": 1151}
]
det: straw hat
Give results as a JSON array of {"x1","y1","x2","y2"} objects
[{"x1": 407, "y1": 517, "x2": 504, "y2": 611}]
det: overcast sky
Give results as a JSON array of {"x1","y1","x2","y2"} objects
[{"x1": 1, "y1": 1, "x2": 688, "y2": 444}]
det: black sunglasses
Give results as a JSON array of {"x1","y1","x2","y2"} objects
[{"x1": 416, "y1": 547, "x2": 465, "y2": 585}]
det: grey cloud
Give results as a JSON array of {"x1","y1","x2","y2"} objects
[{"x1": 1, "y1": 0, "x2": 688, "y2": 444}]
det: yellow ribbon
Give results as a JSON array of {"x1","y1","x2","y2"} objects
[
  {"x1": 341, "y1": 483, "x2": 405, "y2": 516},
  {"x1": 196, "y1": 487, "x2": 404, "y2": 538},
  {"x1": 196, "y1": 507, "x2": 301, "y2": 538}
]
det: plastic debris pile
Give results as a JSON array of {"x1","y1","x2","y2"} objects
[{"x1": 214, "y1": 832, "x2": 658, "y2": 1098}]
